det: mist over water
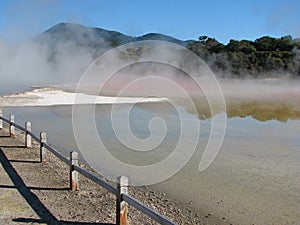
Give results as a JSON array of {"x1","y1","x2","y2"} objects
[
  {"x1": 1, "y1": 22, "x2": 299, "y2": 118},
  {"x1": 1, "y1": 20, "x2": 300, "y2": 225},
  {"x1": 180, "y1": 78, "x2": 300, "y2": 121},
  {"x1": 0, "y1": 23, "x2": 111, "y2": 95}
]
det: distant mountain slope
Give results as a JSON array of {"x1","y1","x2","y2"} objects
[
  {"x1": 35, "y1": 23, "x2": 300, "y2": 78},
  {"x1": 137, "y1": 33, "x2": 192, "y2": 46},
  {"x1": 39, "y1": 23, "x2": 192, "y2": 46},
  {"x1": 35, "y1": 23, "x2": 134, "y2": 59},
  {"x1": 35, "y1": 23, "x2": 191, "y2": 59},
  {"x1": 38, "y1": 23, "x2": 133, "y2": 43}
]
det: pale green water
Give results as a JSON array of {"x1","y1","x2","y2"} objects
[{"x1": 2, "y1": 102, "x2": 300, "y2": 224}]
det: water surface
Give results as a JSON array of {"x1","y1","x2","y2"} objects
[{"x1": 2, "y1": 99, "x2": 300, "y2": 224}]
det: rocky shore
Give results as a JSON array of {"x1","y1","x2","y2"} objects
[{"x1": 0, "y1": 124, "x2": 227, "y2": 225}]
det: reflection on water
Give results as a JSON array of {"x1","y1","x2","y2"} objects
[
  {"x1": 180, "y1": 96, "x2": 300, "y2": 122},
  {"x1": 226, "y1": 100, "x2": 300, "y2": 122}
]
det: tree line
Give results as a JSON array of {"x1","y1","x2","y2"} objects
[{"x1": 187, "y1": 35, "x2": 300, "y2": 78}]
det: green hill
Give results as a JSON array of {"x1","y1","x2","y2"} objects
[{"x1": 36, "y1": 23, "x2": 300, "y2": 78}]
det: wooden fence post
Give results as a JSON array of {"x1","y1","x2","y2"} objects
[
  {"x1": 9, "y1": 114, "x2": 15, "y2": 136},
  {"x1": 70, "y1": 151, "x2": 79, "y2": 191},
  {"x1": 0, "y1": 109, "x2": 3, "y2": 130},
  {"x1": 40, "y1": 132, "x2": 47, "y2": 162},
  {"x1": 116, "y1": 176, "x2": 129, "y2": 225},
  {"x1": 25, "y1": 122, "x2": 32, "y2": 148}
]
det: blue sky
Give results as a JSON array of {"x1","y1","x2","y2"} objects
[{"x1": 0, "y1": 0, "x2": 299, "y2": 44}]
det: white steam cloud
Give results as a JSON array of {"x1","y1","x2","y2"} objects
[{"x1": 0, "y1": 23, "x2": 111, "y2": 95}]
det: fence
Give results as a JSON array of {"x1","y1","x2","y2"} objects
[{"x1": 0, "y1": 109, "x2": 176, "y2": 225}]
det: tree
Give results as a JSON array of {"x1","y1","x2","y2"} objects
[
  {"x1": 277, "y1": 35, "x2": 294, "y2": 51},
  {"x1": 254, "y1": 36, "x2": 278, "y2": 51},
  {"x1": 226, "y1": 40, "x2": 256, "y2": 54},
  {"x1": 198, "y1": 35, "x2": 208, "y2": 43},
  {"x1": 187, "y1": 34, "x2": 300, "y2": 77}
]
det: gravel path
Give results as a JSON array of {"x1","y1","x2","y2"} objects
[{"x1": 0, "y1": 124, "x2": 226, "y2": 225}]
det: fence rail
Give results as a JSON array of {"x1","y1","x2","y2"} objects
[
  {"x1": 123, "y1": 194, "x2": 175, "y2": 225},
  {"x1": 0, "y1": 110, "x2": 176, "y2": 225},
  {"x1": 27, "y1": 130, "x2": 40, "y2": 143}
]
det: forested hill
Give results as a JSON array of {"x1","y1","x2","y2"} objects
[
  {"x1": 37, "y1": 23, "x2": 300, "y2": 78},
  {"x1": 187, "y1": 36, "x2": 300, "y2": 78}
]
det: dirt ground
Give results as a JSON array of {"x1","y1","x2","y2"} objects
[{"x1": 0, "y1": 124, "x2": 226, "y2": 225}]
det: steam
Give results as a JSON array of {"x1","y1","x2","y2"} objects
[
  {"x1": 0, "y1": 20, "x2": 299, "y2": 124},
  {"x1": 0, "y1": 39, "x2": 51, "y2": 94},
  {"x1": 0, "y1": 23, "x2": 110, "y2": 95}
]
